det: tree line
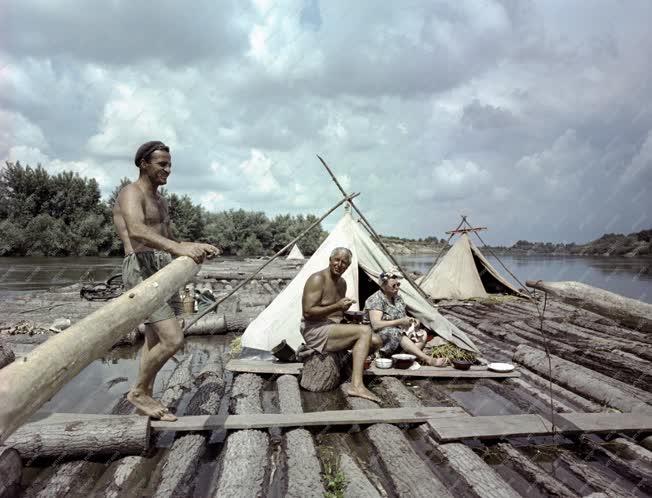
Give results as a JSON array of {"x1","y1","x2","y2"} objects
[{"x1": 0, "y1": 162, "x2": 328, "y2": 257}]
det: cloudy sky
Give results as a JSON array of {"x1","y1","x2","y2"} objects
[{"x1": 1, "y1": 0, "x2": 650, "y2": 244}]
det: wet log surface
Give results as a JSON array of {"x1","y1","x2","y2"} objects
[
  {"x1": 3, "y1": 415, "x2": 149, "y2": 460},
  {"x1": 152, "y1": 350, "x2": 225, "y2": 498},
  {"x1": 341, "y1": 384, "x2": 453, "y2": 497},
  {"x1": 277, "y1": 375, "x2": 325, "y2": 498},
  {"x1": 214, "y1": 373, "x2": 269, "y2": 498},
  {"x1": 377, "y1": 377, "x2": 521, "y2": 498},
  {"x1": 526, "y1": 280, "x2": 652, "y2": 333},
  {"x1": 0, "y1": 447, "x2": 21, "y2": 498},
  {"x1": 513, "y1": 344, "x2": 652, "y2": 413}
]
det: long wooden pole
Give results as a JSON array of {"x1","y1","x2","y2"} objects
[
  {"x1": 183, "y1": 192, "x2": 360, "y2": 330},
  {"x1": 316, "y1": 155, "x2": 431, "y2": 301},
  {"x1": 0, "y1": 257, "x2": 199, "y2": 444}
]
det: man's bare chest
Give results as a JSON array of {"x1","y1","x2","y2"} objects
[
  {"x1": 143, "y1": 197, "x2": 169, "y2": 225},
  {"x1": 320, "y1": 283, "x2": 345, "y2": 305}
]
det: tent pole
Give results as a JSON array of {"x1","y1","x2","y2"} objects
[
  {"x1": 183, "y1": 192, "x2": 360, "y2": 331},
  {"x1": 316, "y1": 155, "x2": 431, "y2": 302}
]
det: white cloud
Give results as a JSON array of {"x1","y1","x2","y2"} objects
[{"x1": 1, "y1": 0, "x2": 651, "y2": 243}]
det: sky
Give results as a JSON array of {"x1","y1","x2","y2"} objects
[{"x1": 0, "y1": 0, "x2": 650, "y2": 245}]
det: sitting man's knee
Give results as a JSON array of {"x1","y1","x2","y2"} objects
[{"x1": 358, "y1": 324, "x2": 373, "y2": 339}]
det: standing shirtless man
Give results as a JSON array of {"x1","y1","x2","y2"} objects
[
  {"x1": 301, "y1": 247, "x2": 382, "y2": 402},
  {"x1": 113, "y1": 141, "x2": 219, "y2": 420}
]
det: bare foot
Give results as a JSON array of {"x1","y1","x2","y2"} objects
[
  {"x1": 127, "y1": 389, "x2": 177, "y2": 421},
  {"x1": 344, "y1": 384, "x2": 381, "y2": 403}
]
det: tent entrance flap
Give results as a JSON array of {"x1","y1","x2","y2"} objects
[{"x1": 472, "y1": 251, "x2": 512, "y2": 295}]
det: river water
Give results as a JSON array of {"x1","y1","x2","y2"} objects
[{"x1": 0, "y1": 254, "x2": 650, "y2": 303}]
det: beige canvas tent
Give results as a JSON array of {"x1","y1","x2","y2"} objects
[
  {"x1": 418, "y1": 233, "x2": 528, "y2": 300},
  {"x1": 241, "y1": 211, "x2": 479, "y2": 353},
  {"x1": 286, "y1": 243, "x2": 305, "y2": 260}
]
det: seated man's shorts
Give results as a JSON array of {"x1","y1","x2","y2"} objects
[
  {"x1": 122, "y1": 251, "x2": 183, "y2": 324},
  {"x1": 300, "y1": 319, "x2": 336, "y2": 353}
]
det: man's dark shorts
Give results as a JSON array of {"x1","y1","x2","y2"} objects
[{"x1": 122, "y1": 251, "x2": 182, "y2": 324}]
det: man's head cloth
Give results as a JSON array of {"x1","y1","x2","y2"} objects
[{"x1": 135, "y1": 141, "x2": 169, "y2": 166}]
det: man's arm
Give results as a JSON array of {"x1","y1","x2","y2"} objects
[
  {"x1": 302, "y1": 273, "x2": 354, "y2": 320},
  {"x1": 119, "y1": 186, "x2": 181, "y2": 254}
]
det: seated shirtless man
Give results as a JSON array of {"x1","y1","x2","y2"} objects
[
  {"x1": 301, "y1": 247, "x2": 382, "y2": 402},
  {"x1": 113, "y1": 140, "x2": 220, "y2": 421}
]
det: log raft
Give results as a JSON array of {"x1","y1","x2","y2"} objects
[{"x1": 526, "y1": 279, "x2": 652, "y2": 333}]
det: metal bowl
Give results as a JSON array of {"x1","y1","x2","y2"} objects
[
  {"x1": 392, "y1": 353, "x2": 416, "y2": 369},
  {"x1": 452, "y1": 359, "x2": 473, "y2": 370},
  {"x1": 343, "y1": 310, "x2": 365, "y2": 323}
]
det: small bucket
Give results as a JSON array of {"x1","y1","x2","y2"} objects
[{"x1": 271, "y1": 340, "x2": 296, "y2": 362}]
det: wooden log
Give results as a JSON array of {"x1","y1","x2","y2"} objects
[
  {"x1": 340, "y1": 383, "x2": 453, "y2": 498},
  {"x1": 579, "y1": 436, "x2": 652, "y2": 494},
  {"x1": 276, "y1": 375, "x2": 325, "y2": 497},
  {"x1": 506, "y1": 321, "x2": 652, "y2": 391},
  {"x1": 609, "y1": 437, "x2": 652, "y2": 467},
  {"x1": 0, "y1": 342, "x2": 14, "y2": 369},
  {"x1": 153, "y1": 352, "x2": 226, "y2": 498},
  {"x1": 318, "y1": 433, "x2": 381, "y2": 498},
  {"x1": 23, "y1": 460, "x2": 107, "y2": 498},
  {"x1": 214, "y1": 373, "x2": 269, "y2": 497},
  {"x1": 183, "y1": 311, "x2": 258, "y2": 335},
  {"x1": 366, "y1": 424, "x2": 454, "y2": 498},
  {"x1": 494, "y1": 443, "x2": 579, "y2": 497},
  {"x1": 377, "y1": 377, "x2": 521, "y2": 498},
  {"x1": 98, "y1": 349, "x2": 201, "y2": 498},
  {"x1": 159, "y1": 353, "x2": 194, "y2": 411},
  {"x1": 556, "y1": 450, "x2": 634, "y2": 497},
  {"x1": 300, "y1": 352, "x2": 343, "y2": 392},
  {"x1": 199, "y1": 271, "x2": 295, "y2": 281},
  {"x1": 3, "y1": 415, "x2": 149, "y2": 459},
  {"x1": 526, "y1": 280, "x2": 652, "y2": 333},
  {"x1": 0, "y1": 257, "x2": 199, "y2": 443},
  {"x1": 0, "y1": 447, "x2": 21, "y2": 498},
  {"x1": 513, "y1": 344, "x2": 652, "y2": 413}
]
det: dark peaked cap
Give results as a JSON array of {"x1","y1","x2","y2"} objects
[{"x1": 134, "y1": 141, "x2": 168, "y2": 166}]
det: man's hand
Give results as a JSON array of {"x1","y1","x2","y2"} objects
[
  {"x1": 199, "y1": 243, "x2": 221, "y2": 259},
  {"x1": 174, "y1": 242, "x2": 219, "y2": 264},
  {"x1": 337, "y1": 297, "x2": 356, "y2": 311}
]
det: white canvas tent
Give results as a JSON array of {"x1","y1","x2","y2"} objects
[
  {"x1": 241, "y1": 211, "x2": 479, "y2": 353},
  {"x1": 286, "y1": 243, "x2": 305, "y2": 260},
  {"x1": 418, "y1": 233, "x2": 528, "y2": 300}
]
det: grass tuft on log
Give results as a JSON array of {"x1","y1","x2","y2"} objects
[
  {"x1": 320, "y1": 446, "x2": 348, "y2": 498},
  {"x1": 429, "y1": 343, "x2": 477, "y2": 362}
]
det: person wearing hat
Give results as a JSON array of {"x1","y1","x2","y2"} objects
[
  {"x1": 113, "y1": 140, "x2": 220, "y2": 420},
  {"x1": 364, "y1": 269, "x2": 438, "y2": 366}
]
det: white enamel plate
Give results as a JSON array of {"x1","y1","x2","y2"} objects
[{"x1": 487, "y1": 362, "x2": 515, "y2": 373}]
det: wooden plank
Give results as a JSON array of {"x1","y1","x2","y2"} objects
[
  {"x1": 151, "y1": 406, "x2": 466, "y2": 432},
  {"x1": 428, "y1": 413, "x2": 652, "y2": 442},
  {"x1": 226, "y1": 359, "x2": 302, "y2": 375},
  {"x1": 559, "y1": 412, "x2": 652, "y2": 433},
  {"x1": 363, "y1": 366, "x2": 520, "y2": 379},
  {"x1": 226, "y1": 359, "x2": 519, "y2": 379},
  {"x1": 428, "y1": 414, "x2": 554, "y2": 442}
]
